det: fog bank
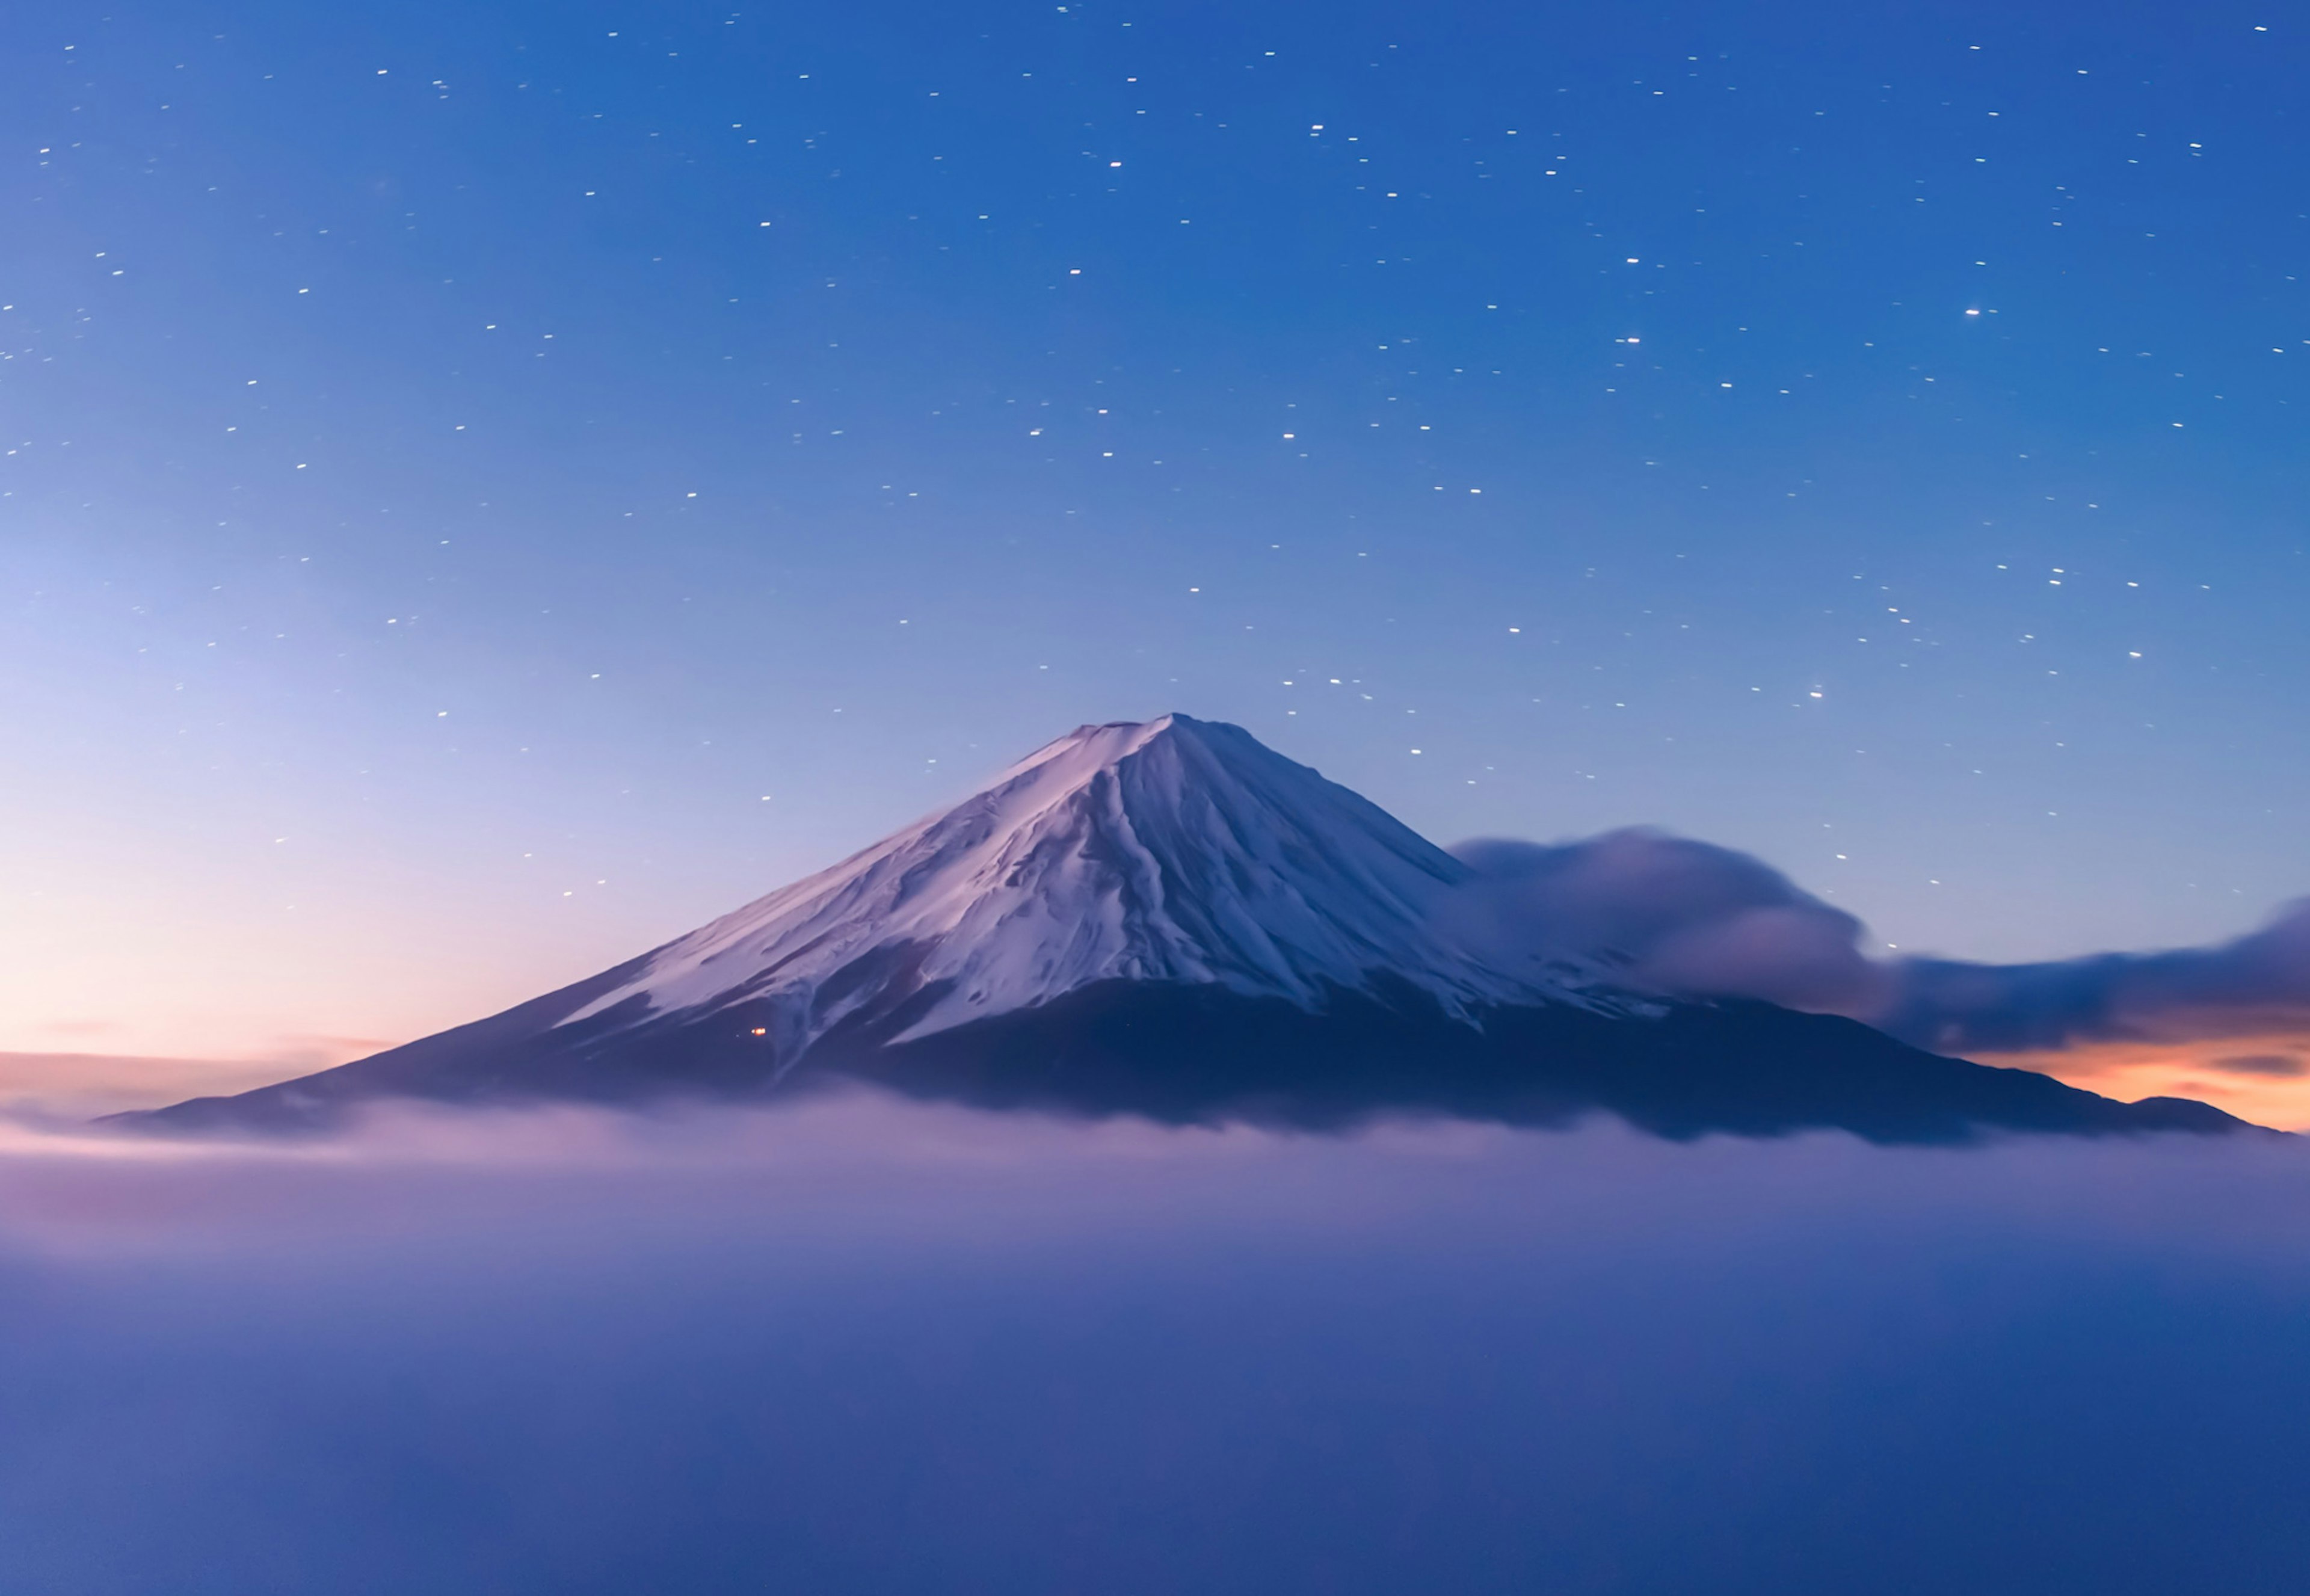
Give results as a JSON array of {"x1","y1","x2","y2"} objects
[{"x1": 2, "y1": 1096, "x2": 2307, "y2": 1595}]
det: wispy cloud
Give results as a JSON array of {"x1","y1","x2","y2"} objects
[
  {"x1": 1449, "y1": 830, "x2": 2310, "y2": 1121},
  {"x1": 1877, "y1": 905, "x2": 2310, "y2": 1053}
]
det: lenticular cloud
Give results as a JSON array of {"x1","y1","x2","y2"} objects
[
  {"x1": 1446, "y1": 830, "x2": 1888, "y2": 1012},
  {"x1": 1447, "y1": 829, "x2": 2310, "y2": 1056}
]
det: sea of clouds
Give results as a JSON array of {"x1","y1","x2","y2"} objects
[{"x1": 3, "y1": 1093, "x2": 2308, "y2": 1595}]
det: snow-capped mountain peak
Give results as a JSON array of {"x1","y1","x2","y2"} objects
[
  {"x1": 558, "y1": 713, "x2": 1579, "y2": 1059},
  {"x1": 123, "y1": 713, "x2": 2255, "y2": 1144}
]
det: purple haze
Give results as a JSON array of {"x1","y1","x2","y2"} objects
[{"x1": 1, "y1": 1096, "x2": 2306, "y2": 1595}]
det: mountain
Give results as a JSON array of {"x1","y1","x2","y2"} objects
[{"x1": 120, "y1": 715, "x2": 2252, "y2": 1141}]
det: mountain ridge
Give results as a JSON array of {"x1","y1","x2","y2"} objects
[
  {"x1": 529, "y1": 712, "x2": 1621, "y2": 1067},
  {"x1": 114, "y1": 714, "x2": 2261, "y2": 1142}
]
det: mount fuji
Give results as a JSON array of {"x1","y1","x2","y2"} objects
[{"x1": 126, "y1": 715, "x2": 2246, "y2": 1141}]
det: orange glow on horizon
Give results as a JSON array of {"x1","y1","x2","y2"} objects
[
  {"x1": 11, "y1": 1030, "x2": 2308, "y2": 1132},
  {"x1": 1986, "y1": 1032, "x2": 2310, "y2": 1133}
]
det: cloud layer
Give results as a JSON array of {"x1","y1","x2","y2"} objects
[
  {"x1": 1448, "y1": 831, "x2": 2310, "y2": 1073},
  {"x1": 3, "y1": 1099, "x2": 2310, "y2": 1595}
]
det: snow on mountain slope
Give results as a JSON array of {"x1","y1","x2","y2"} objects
[
  {"x1": 117, "y1": 713, "x2": 2257, "y2": 1143},
  {"x1": 558, "y1": 715, "x2": 1598, "y2": 1064}
]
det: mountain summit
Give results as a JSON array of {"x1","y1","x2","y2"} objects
[
  {"x1": 124, "y1": 715, "x2": 2250, "y2": 1141},
  {"x1": 546, "y1": 714, "x2": 1605, "y2": 1064}
]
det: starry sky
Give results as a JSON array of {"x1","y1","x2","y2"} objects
[{"x1": 3, "y1": 0, "x2": 2305, "y2": 1070}]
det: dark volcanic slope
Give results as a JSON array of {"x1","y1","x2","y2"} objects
[
  {"x1": 810, "y1": 981, "x2": 2249, "y2": 1143},
  {"x1": 124, "y1": 976, "x2": 2252, "y2": 1144}
]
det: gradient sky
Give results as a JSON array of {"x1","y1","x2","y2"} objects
[{"x1": 4, "y1": 0, "x2": 2305, "y2": 1067}]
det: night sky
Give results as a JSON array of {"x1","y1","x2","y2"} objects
[
  {"x1": 7, "y1": 13, "x2": 2310, "y2": 1588},
  {"x1": 4, "y1": 0, "x2": 2305, "y2": 1071}
]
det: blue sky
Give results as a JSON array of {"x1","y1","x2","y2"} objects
[{"x1": 3, "y1": 0, "x2": 2305, "y2": 1059}]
